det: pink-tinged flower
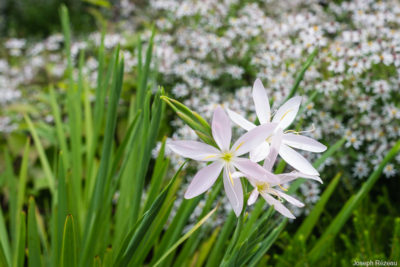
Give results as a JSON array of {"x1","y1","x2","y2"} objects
[
  {"x1": 168, "y1": 106, "x2": 279, "y2": 216},
  {"x1": 226, "y1": 78, "x2": 327, "y2": 175},
  {"x1": 233, "y1": 130, "x2": 323, "y2": 219}
]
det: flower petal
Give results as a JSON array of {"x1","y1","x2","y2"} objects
[
  {"x1": 248, "y1": 189, "x2": 259, "y2": 205},
  {"x1": 252, "y1": 78, "x2": 270, "y2": 124},
  {"x1": 277, "y1": 172, "x2": 323, "y2": 184},
  {"x1": 279, "y1": 144, "x2": 319, "y2": 176},
  {"x1": 226, "y1": 108, "x2": 256, "y2": 131},
  {"x1": 212, "y1": 106, "x2": 232, "y2": 151},
  {"x1": 184, "y1": 161, "x2": 224, "y2": 199},
  {"x1": 275, "y1": 191, "x2": 304, "y2": 207},
  {"x1": 223, "y1": 166, "x2": 243, "y2": 217},
  {"x1": 168, "y1": 140, "x2": 220, "y2": 161},
  {"x1": 282, "y1": 134, "x2": 327, "y2": 152},
  {"x1": 261, "y1": 192, "x2": 295, "y2": 219},
  {"x1": 230, "y1": 171, "x2": 245, "y2": 179},
  {"x1": 249, "y1": 141, "x2": 270, "y2": 162},
  {"x1": 233, "y1": 158, "x2": 279, "y2": 184},
  {"x1": 263, "y1": 129, "x2": 283, "y2": 171},
  {"x1": 272, "y1": 96, "x2": 302, "y2": 130},
  {"x1": 232, "y1": 123, "x2": 277, "y2": 156}
]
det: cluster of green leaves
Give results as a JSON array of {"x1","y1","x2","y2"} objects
[
  {"x1": 0, "y1": 6, "x2": 214, "y2": 267},
  {"x1": 273, "y1": 189, "x2": 400, "y2": 266}
]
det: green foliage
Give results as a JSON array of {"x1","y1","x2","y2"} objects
[{"x1": 0, "y1": 6, "x2": 218, "y2": 267}]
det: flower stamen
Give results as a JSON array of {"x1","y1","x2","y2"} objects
[
  {"x1": 284, "y1": 124, "x2": 315, "y2": 135},
  {"x1": 278, "y1": 184, "x2": 288, "y2": 191}
]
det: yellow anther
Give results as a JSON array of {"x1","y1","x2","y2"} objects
[
  {"x1": 278, "y1": 184, "x2": 288, "y2": 192},
  {"x1": 204, "y1": 155, "x2": 217, "y2": 160}
]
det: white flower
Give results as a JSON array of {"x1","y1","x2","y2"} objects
[
  {"x1": 383, "y1": 164, "x2": 396, "y2": 178},
  {"x1": 345, "y1": 133, "x2": 362, "y2": 150},
  {"x1": 233, "y1": 130, "x2": 322, "y2": 219},
  {"x1": 168, "y1": 106, "x2": 279, "y2": 216},
  {"x1": 352, "y1": 160, "x2": 370, "y2": 179},
  {"x1": 227, "y1": 78, "x2": 326, "y2": 175}
]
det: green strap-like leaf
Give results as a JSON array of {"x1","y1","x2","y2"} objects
[
  {"x1": 153, "y1": 206, "x2": 218, "y2": 267},
  {"x1": 24, "y1": 115, "x2": 55, "y2": 193},
  {"x1": 391, "y1": 218, "x2": 400, "y2": 261},
  {"x1": 12, "y1": 212, "x2": 26, "y2": 267},
  {"x1": 60, "y1": 215, "x2": 77, "y2": 267},
  {"x1": 307, "y1": 140, "x2": 400, "y2": 263},
  {"x1": 113, "y1": 162, "x2": 186, "y2": 267},
  {"x1": 294, "y1": 172, "x2": 342, "y2": 241},
  {"x1": 205, "y1": 211, "x2": 236, "y2": 267},
  {"x1": 27, "y1": 198, "x2": 42, "y2": 267},
  {"x1": 285, "y1": 48, "x2": 318, "y2": 101}
]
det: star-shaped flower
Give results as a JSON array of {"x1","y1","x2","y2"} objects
[
  {"x1": 227, "y1": 78, "x2": 327, "y2": 175},
  {"x1": 168, "y1": 106, "x2": 279, "y2": 216},
  {"x1": 233, "y1": 130, "x2": 323, "y2": 218}
]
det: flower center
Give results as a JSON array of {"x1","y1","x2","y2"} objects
[
  {"x1": 256, "y1": 183, "x2": 269, "y2": 192},
  {"x1": 221, "y1": 152, "x2": 233, "y2": 162}
]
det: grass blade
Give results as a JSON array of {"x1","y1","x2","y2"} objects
[
  {"x1": 247, "y1": 222, "x2": 286, "y2": 267},
  {"x1": 285, "y1": 47, "x2": 318, "y2": 101},
  {"x1": 308, "y1": 140, "x2": 400, "y2": 262},
  {"x1": 153, "y1": 206, "x2": 218, "y2": 267},
  {"x1": 0, "y1": 205, "x2": 11, "y2": 267},
  {"x1": 49, "y1": 86, "x2": 70, "y2": 170},
  {"x1": 293, "y1": 172, "x2": 342, "y2": 241},
  {"x1": 193, "y1": 226, "x2": 220, "y2": 267},
  {"x1": 113, "y1": 162, "x2": 186, "y2": 267},
  {"x1": 205, "y1": 211, "x2": 236, "y2": 267},
  {"x1": 81, "y1": 51, "x2": 123, "y2": 267},
  {"x1": 12, "y1": 212, "x2": 26, "y2": 267},
  {"x1": 391, "y1": 218, "x2": 400, "y2": 261},
  {"x1": 27, "y1": 198, "x2": 42, "y2": 267},
  {"x1": 24, "y1": 115, "x2": 55, "y2": 193},
  {"x1": 142, "y1": 137, "x2": 169, "y2": 212},
  {"x1": 60, "y1": 215, "x2": 77, "y2": 267}
]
